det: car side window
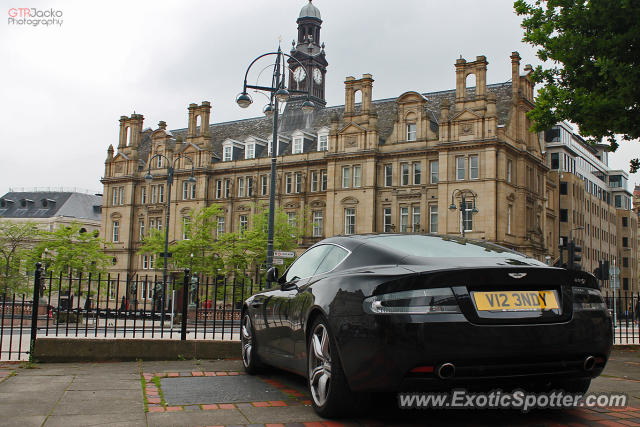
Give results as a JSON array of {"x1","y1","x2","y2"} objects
[
  {"x1": 314, "y1": 245, "x2": 349, "y2": 276},
  {"x1": 284, "y1": 245, "x2": 332, "y2": 283}
]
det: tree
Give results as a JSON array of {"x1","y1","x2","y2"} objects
[
  {"x1": 0, "y1": 221, "x2": 40, "y2": 297},
  {"x1": 514, "y1": 0, "x2": 640, "y2": 172},
  {"x1": 33, "y1": 222, "x2": 112, "y2": 278}
]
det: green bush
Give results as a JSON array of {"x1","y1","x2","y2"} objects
[{"x1": 56, "y1": 311, "x2": 83, "y2": 323}]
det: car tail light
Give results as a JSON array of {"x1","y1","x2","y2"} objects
[
  {"x1": 572, "y1": 287, "x2": 608, "y2": 312},
  {"x1": 363, "y1": 288, "x2": 461, "y2": 315}
]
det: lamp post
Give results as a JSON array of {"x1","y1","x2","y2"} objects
[
  {"x1": 237, "y1": 45, "x2": 314, "y2": 271},
  {"x1": 448, "y1": 189, "x2": 479, "y2": 238},
  {"x1": 145, "y1": 152, "x2": 196, "y2": 319}
]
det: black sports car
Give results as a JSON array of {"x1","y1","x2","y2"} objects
[{"x1": 241, "y1": 234, "x2": 612, "y2": 417}]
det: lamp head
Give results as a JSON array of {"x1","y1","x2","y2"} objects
[
  {"x1": 145, "y1": 172, "x2": 153, "y2": 183},
  {"x1": 275, "y1": 88, "x2": 290, "y2": 102},
  {"x1": 472, "y1": 207, "x2": 479, "y2": 214},
  {"x1": 263, "y1": 103, "x2": 274, "y2": 117},
  {"x1": 188, "y1": 175, "x2": 196, "y2": 183},
  {"x1": 236, "y1": 92, "x2": 253, "y2": 108},
  {"x1": 449, "y1": 203, "x2": 456, "y2": 210}
]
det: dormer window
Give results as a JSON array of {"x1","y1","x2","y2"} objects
[
  {"x1": 245, "y1": 143, "x2": 255, "y2": 159},
  {"x1": 407, "y1": 123, "x2": 417, "y2": 141},
  {"x1": 317, "y1": 127, "x2": 330, "y2": 151},
  {"x1": 293, "y1": 138, "x2": 303, "y2": 154},
  {"x1": 223, "y1": 146, "x2": 232, "y2": 161}
]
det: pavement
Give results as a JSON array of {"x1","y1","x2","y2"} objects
[{"x1": 0, "y1": 348, "x2": 639, "y2": 427}]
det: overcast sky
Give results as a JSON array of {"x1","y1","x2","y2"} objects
[{"x1": 1, "y1": 0, "x2": 638, "y2": 196}]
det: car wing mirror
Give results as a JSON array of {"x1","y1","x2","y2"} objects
[{"x1": 266, "y1": 267, "x2": 279, "y2": 284}]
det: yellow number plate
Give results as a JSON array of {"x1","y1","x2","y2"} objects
[{"x1": 473, "y1": 290, "x2": 559, "y2": 311}]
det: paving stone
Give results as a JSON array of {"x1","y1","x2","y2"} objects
[
  {"x1": 238, "y1": 405, "x2": 325, "y2": 424},
  {"x1": 0, "y1": 416, "x2": 47, "y2": 427},
  {"x1": 43, "y1": 413, "x2": 147, "y2": 427},
  {"x1": 146, "y1": 409, "x2": 249, "y2": 427},
  {"x1": 161, "y1": 375, "x2": 288, "y2": 405}
]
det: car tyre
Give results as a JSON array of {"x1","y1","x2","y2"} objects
[
  {"x1": 308, "y1": 316, "x2": 356, "y2": 418},
  {"x1": 241, "y1": 313, "x2": 262, "y2": 374}
]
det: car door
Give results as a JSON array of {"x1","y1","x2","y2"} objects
[{"x1": 267, "y1": 245, "x2": 333, "y2": 366}]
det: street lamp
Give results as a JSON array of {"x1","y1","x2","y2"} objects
[
  {"x1": 449, "y1": 189, "x2": 479, "y2": 238},
  {"x1": 237, "y1": 45, "x2": 315, "y2": 271},
  {"x1": 145, "y1": 151, "x2": 196, "y2": 319}
]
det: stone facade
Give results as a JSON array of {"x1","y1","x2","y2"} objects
[{"x1": 100, "y1": 1, "x2": 638, "y2": 300}]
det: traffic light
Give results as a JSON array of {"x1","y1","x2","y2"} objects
[
  {"x1": 567, "y1": 241, "x2": 582, "y2": 270},
  {"x1": 594, "y1": 260, "x2": 610, "y2": 281}
]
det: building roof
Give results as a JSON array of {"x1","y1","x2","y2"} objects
[
  {"x1": 0, "y1": 191, "x2": 102, "y2": 221},
  {"x1": 140, "y1": 81, "x2": 513, "y2": 163},
  {"x1": 299, "y1": 1, "x2": 321, "y2": 19}
]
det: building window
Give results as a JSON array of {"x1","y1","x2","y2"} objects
[
  {"x1": 406, "y1": 123, "x2": 417, "y2": 141},
  {"x1": 507, "y1": 159, "x2": 512, "y2": 183},
  {"x1": 112, "y1": 221, "x2": 120, "y2": 242},
  {"x1": 344, "y1": 208, "x2": 356, "y2": 235},
  {"x1": 237, "y1": 177, "x2": 245, "y2": 197},
  {"x1": 311, "y1": 171, "x2": 318, "y2": 192},
  {"x1": 149, "y1": 218, "x2": 154, "y2": 230},
  {"x1": 401, "y1": 163, "x2": 410, "y2": 186},
  {"x1": 623, "y1": 278, "x2": 629, "y2": 290},
  {"x1": 623, "y1": 257, "x2": 629, "y2": 268},
  {"x1": 245, "y1": 143, "x2": 255, "y2": 159},
  {"x1": 112, "y1": 188, "x2": 118, "y2": 205},
  {"x1": 182, "y1": 217, "x2": 190, "y2": 240},
  {"x1": 429, "y1": 205, "x2": 438, "y2": 233},
  {"x1": 217, "y1": 216, "x2": 225, "y2": 235},
  {"x1": 239, "y1": 215, "x2": 248, "y2": 232},
  {"x1": 430, "y1": 160, "x2": 439, "y2": 184},
  {"x1": 320, "y1": 170, "x2": 327, "y2": 191},
  {"x1": 469, "y1": 155, "x2": 479, "y2": 180},
  {"x1": 623, "y1": 237, "x2": 629, "y2": 247},
  {"x1": 456, "y1": 156, "x2": 465, "y2": 180},
  {"x1": 318, "y1": 134, "x2": 328, "y2": 151},
  {"x1": 462, "y1": 201, "x2": 473, "y2": 232},
  {"x1": 139, "y1": 221, "x2": 145, "y2": 239},
  {"x1": 142, "y1": 255, "x2": 149, "y2": 270},
  {"x1": 216, "y1": 180, "x2": 222, "y2": 199},
  {"x1": 400, "y1": 207, "x2": 409, "y2": 232},
  {"x1": 287, "y1": 212, "x2": 296, "y2": 227},
  {"x1": 183, "y1": 181, "x2": 189, "y2": 200},
  {"x1": 383, "y1": 207, "x2": 392, "y2": 232},
  {"x1": 560, "y1": 182, "x2": 568, "y2": 195},
  {"x1": 156, "y1": 218, "x2": 162, "y2": 231},
  {"x1": 286, "y1": 173, "x2": 293, "y2": 193},
  {"x1": 413, "y1": 162, "x2": 421, "y2": 185},
  {"x1": 293, "y1": 138, "x2": 303, "y2": 154},
  {"x1": 156, "y1": 156, "x2": 164, "y2": 168},
  {"x1": 560, "y1": 209, "x2": 568, "y2": 222},
  {"x1": 622, "y1": 217, "x2": 628, "y2": 227},
  {"x1": 353, "y1": 165, "x2": 361, "y2": 188},
  {"x1": 141, "y1": 187, "x2": 147, "y2": 204},
  {"x1": 223, "y1": 145, "x2": 232, "y2": 161},
  {"x1": 312, "y1": 211, "x2": 323, "y2": 237},
  {"x1": 384, "y1": 164, "x2": 392, "y2": 186},
  {"x1": 551, "y1": 152, "x2": 559, "y2": 170},
  {"x1": 412, "y1": 206, "x2": 420, "y2": 232},
  {"x1": 157, "y1": 185, "x2": 164, "y2": 203},
  {"x1": 247, "y1": 177, "x2": 253, "y2": 197},
  {"x1": 507, "y1": 205, "x2": 512, "y2": 234},
  {"x1": 112, "y1": 186, "x2": 125, "y2": 206},
  {"x1": 342, "y1": 166, "x2": 351, "y2": 188},
  {"x1": 295, "y1": 172, "x2": 302, "y2": 193},
  {"x1": 224, "y1": 179, "x2": 231, "y2": 198},
  {"x1": 261, "y1": 175, "x2": 268, "y2": 195},
  {"x1": 149, "y1": 255, "x2": 154, "y2": 269},
  {"x1": 190, "y1": 182, "x2": 196, "y2": 199}
]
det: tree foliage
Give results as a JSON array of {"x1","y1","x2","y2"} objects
[
  {"x1": 0, "y1": 221, "x2": 39, "y2": 296},
  {"x1": 514, "y1": 0, "x2": 640, "y2": 171},
  {"x1": 32, "y1": 222, "x2": 112, "y2": 278}
]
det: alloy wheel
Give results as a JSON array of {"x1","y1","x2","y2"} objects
[
  {"x1": 241, "y1": 314, "x2": 253, "y2": 368},
  {"x1": 309, "y1": 323, "x2": 332, "y2": 407}
]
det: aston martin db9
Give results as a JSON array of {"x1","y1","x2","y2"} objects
[{"x1": 241, "y1": 234, "x2": 612, "y2": 417}]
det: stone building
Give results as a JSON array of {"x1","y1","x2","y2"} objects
[{"x1": 100, "y1": 1, "x2": 637, "y2": 297}]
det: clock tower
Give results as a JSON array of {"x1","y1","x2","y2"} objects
[{"x1": 288, "y1": 1, "x2": 328, "y2": 107}]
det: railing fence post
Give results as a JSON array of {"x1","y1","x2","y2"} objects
[
  {"x1": 181, "y1": 269, "x2": 190, "y2": 341},
  {"x1": 30, "y1": 262, "x2": 43, "y2": 361}
]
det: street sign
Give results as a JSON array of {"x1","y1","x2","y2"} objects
[
  {"x1": 273, "y1": 258, "x2": 284, "y2": 265},
  {"x1": 273, "y1": 251, "x2": 295, "y2": 258}
]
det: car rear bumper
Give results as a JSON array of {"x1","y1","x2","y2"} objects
[{"x1": 333, "y1": 310, "x2": 612, "y2": 392}]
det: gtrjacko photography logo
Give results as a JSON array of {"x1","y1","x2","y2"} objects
[{"x1": 8, "y1": 8, "x2": 63, "y2": 27}]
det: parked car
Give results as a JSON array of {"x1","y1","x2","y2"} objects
[{"x1": 241, "y1": 234, "x2": 612, "y2": 417}]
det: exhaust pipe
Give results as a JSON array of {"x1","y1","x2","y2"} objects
[
  {"x1": 583, "y1": 355, "x2": 596, "y2": 371},
  {"x1": 436, "y1": 363, "x2": 455, "y2": 379}
]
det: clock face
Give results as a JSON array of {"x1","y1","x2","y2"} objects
[
  {"x1": 313, "y1": 68, "x2": 323, "y2": 84},
  {"x1": 293, "y1": 67, "x2": 306, "y2": 83}
]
